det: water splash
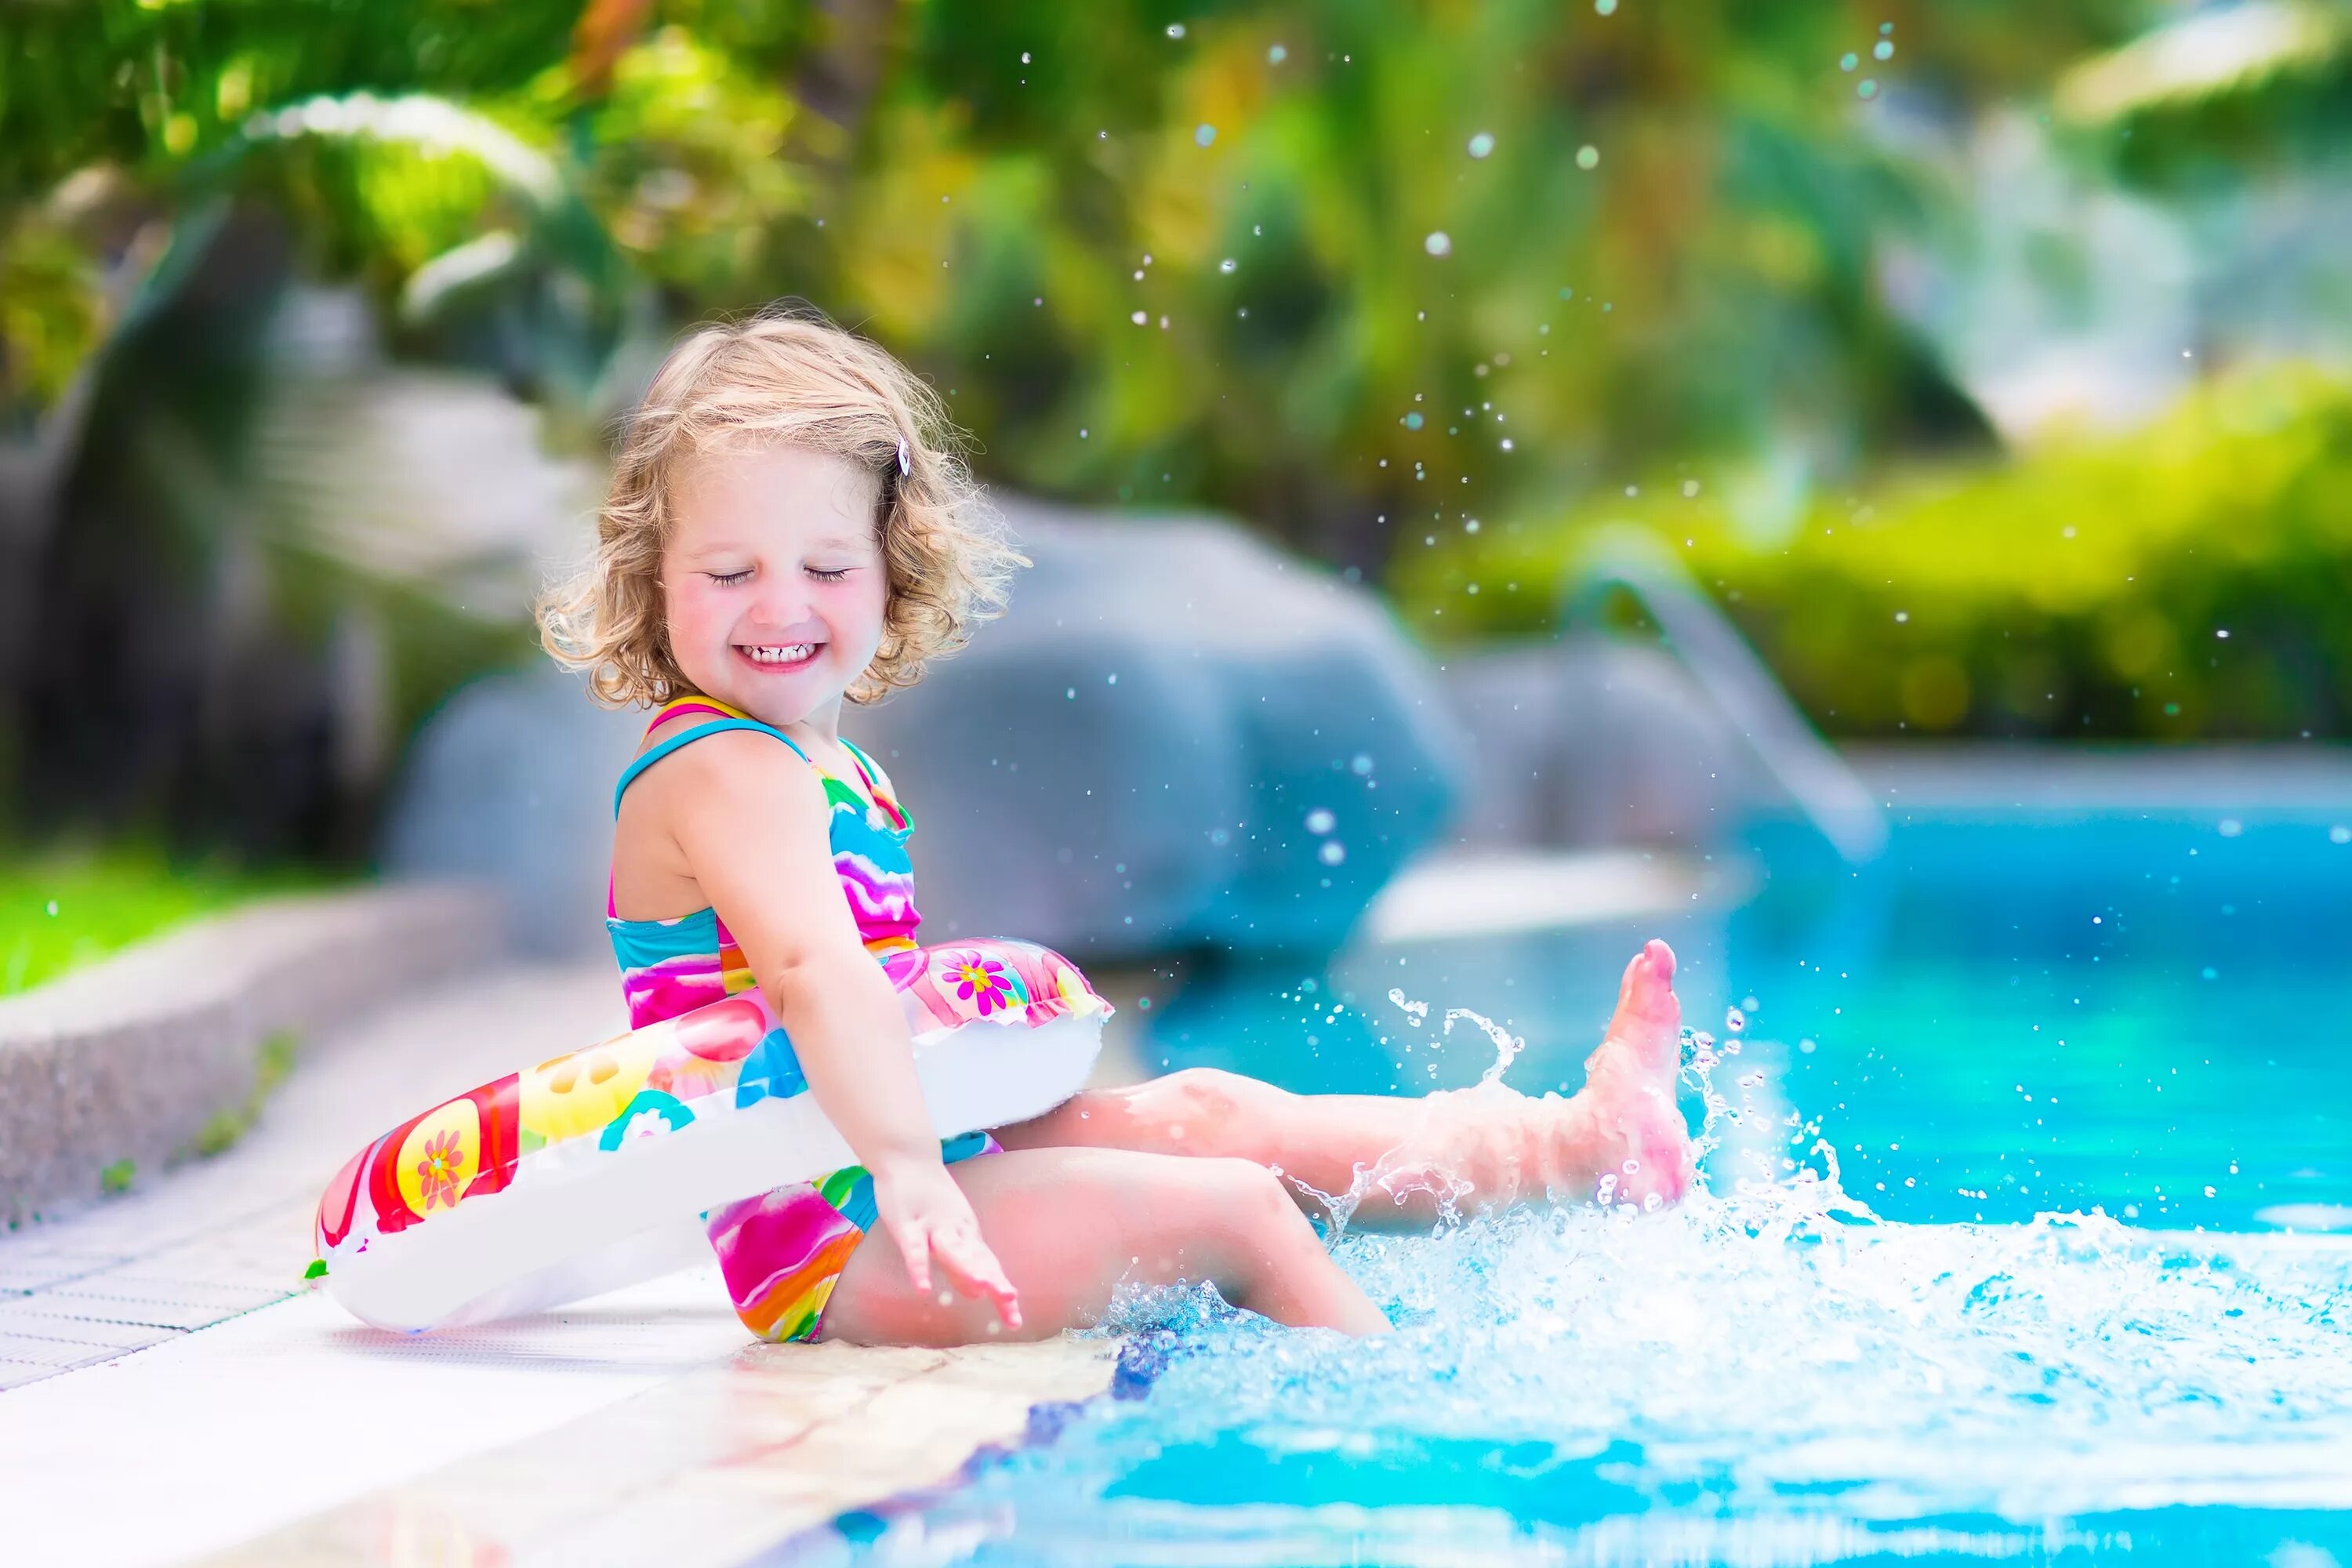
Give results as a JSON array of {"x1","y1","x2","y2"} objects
[
  {"x1": 1439, "y1": 1005, "x2": 1524, "y2": 1087},
  {"x1": 844, "y1": 992, "x2": 2352, "y2": 1566}
]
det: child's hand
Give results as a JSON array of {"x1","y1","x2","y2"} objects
[{"x1": 869, "y1": 1156, "x2": 1023, "y2": 1331}]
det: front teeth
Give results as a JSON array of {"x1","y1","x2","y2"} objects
[{"x1": 744, "y1": 644, "x2": 815, "y2": 665}]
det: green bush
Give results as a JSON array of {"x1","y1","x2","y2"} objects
[
  {"x1": 1394, "y1": 366, "x2": 2352, "y2": 741},
  {"x1": 0, "y1": 845, "x2": 320, "y2": 996}
]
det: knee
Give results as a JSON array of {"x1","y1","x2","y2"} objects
[
  {"x1": 1143, "y1": 1067, "x2": 1275, "y2": 1156},
  {"x1": 1202, "y1": 1156, "x2": 1306, "y2": 1240}
]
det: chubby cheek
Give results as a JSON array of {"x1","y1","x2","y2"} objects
[
  {"x1": 823, "y1": 572, "x2": 891, "y2": 666},
  {"x1": 662, "y1": 579, "x2": 734, "y2": 670}
]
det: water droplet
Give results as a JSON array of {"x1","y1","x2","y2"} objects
[
  {"x1": 1798, "y1": 1038, "x2": 1817, "y2": 1054},
  {"x1": 1725, "y1": 1007, "x2": 1746, "y2": 1033},
  {"x1": 1021, "y1": 51, "x2": 1031, "y2": 64},
  {"x1": 1351, "y1": 753, "x2": 1374, "y2": 775},
  {"x1": 1304, "y1": 808, "x2": 1336, "y2": 834},
  {"x1": 1841, "y1": 51, "x2": 1859, "y2": 71},
  {"x1": 2201, "y1": 967, "x2": 2218, "y2": 981},
  {"x1": 1319, "y1": 840, "x2": 1346, "y2": 866},
  {"x1": 1576, "y1": 145, "x2": 1600, "y2": 170},
  {"x1": 1165, "y1": 22, "x2": 1185, "y2": 38},
  {"x1": 2218, "y1": 818, "x2": 2243, "y2": 837},
  {"x1": 2332, "y1": 825, "x2": 2351, "y2": 844},
  {"x1": 1857, "y1": 78, "x2": 1878, "y2": 99},
  {"x1": 1219, "y1": 257, "x2": 1237, "y2": 274},
  {"x1": 1425, "y1": 230, "x2": 1452, "y2": 256},
  {"x1": 1874, "y1": 39, "x2": 1894, "y2": 60},
  {"x1": 1467, "y1": 132, "x2": 1495, "y2": 158},
  {"x1": 1622, "y1": 1158, "x2": 1641, "y2": 1174},
  {"x1": 1195, "y1": 123, "x2": 1217, "y2": 147},
  {"x1": 1268, "y1": 43, "x2": 1287, "y2": 64},
  {"x1": 1403, "y1": 411, "x2": 1425, "y2": 430},
  {"x1": 1595, "y1": 0, "x2": 1617, "y2": 13}
]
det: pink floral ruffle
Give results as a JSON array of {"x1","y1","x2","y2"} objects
[{"x1": 881, "y1": 938, "x2": 1112, "y2": 1036}]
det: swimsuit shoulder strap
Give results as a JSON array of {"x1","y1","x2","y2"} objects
[
  {"x1": 837, "y1": 736, "x2": 886, "y2": 793},
  {"x1": 612, "y1": 698, "x2": 811, "y2": 818},
  {"x1": 837, "y1": 737, "x2": 911, "y2": 830}
]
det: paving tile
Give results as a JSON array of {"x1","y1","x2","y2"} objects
[
  {"x1": 927, "y1": 1338, "x2": 1116, "y2": 1396},
  {"x1": 0, "y1": 1332, "x2": 130, "y2": 1370},
  {"x1": 0, "y1": 1304, "x2": 179, "y2": 1351},
  {"x1": 13, "y1": 964, "x2": 1139, "y2": 1568},
  {"x1": 135, "y1": 1229, "x2": 314, "y2": 1292},
  {"x1": 29, "y1": 1287, "x2": 284, "y2": 1332},
  {"x1": 194, "y1": 1491, "x2": 519, "y2": 1568},
  {"x1": 525, "y1": 1480, "x2": 815, "y2": 1568},
  {"x1": 0, "y1": 1246, "x2": 131, "y2": 1294},
  {"x1": 0, "y1": 1357, "x2": 67, "y2": 1391},
  {"x1": 53, "y1": 1267, "x2": 290, "y2": 1303}
]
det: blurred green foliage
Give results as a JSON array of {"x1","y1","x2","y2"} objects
[
  {"x1": 2, "y1": 0, "x2": 2147, "y2": 503},
  {"x1": 2, "y1": 0, "x2": 2348, "y2": 760},
  {"x1": 1396, "y1": 366, "x2": 2352, "y2": 740},
  {"x1": 0, "y1": 844, "x2": 320, "y2": 996}
]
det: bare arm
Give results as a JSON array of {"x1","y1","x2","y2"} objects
[{"x1": 656, "y1": 731, "x2": 1020, "y2": 1326}]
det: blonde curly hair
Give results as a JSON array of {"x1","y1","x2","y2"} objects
[{"x1": 538, "y1": 303, "x2": 1025, "y2": 708}]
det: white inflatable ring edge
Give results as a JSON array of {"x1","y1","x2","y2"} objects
[{"x1": 324, "y1": 1010, "x2": 1104, "y2": 1334}]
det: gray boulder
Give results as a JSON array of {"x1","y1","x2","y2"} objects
[
  {"x1": 1437, "y1": 636, "x2": 1762, "y2": 851},
  {"x1": 383, "y1": 498, "x2": 1468, "y2": 961}
]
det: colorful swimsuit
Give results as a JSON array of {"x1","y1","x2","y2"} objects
[{"x1": 607, "y1": 696, "x2": 1100, "y2": 1344}]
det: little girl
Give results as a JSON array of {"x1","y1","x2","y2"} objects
[{"x1": 539, "y1": 306, "x2": 1695, "y2": 1348}]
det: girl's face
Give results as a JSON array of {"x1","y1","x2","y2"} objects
[{"x1": 660, "y1": 442, "x2": 889, "y2": 729}]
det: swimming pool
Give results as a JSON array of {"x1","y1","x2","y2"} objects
[{"x1": 797, "y1": 804, "x2": 2352, "y2": 1566}]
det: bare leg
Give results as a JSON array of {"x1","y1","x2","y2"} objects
[
  {"x1": 818, "y1": 1146, "x2": 1392, "y2": 1346},
  {"x1": 996, "y1": 939, "x2": 1697, "y2": 1226}
]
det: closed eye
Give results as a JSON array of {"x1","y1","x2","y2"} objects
[
  {"x1": 808, "y1": 566, "x2": 853, "y2": 582},
  {"x1": 707, "y1": 569, "x2": 753, "y2": 587}
]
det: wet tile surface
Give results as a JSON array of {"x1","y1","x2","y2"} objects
[
  {"x1": 0, "y1": 963, "x2": 1142, "y2": 1566},
  {"x1": 202, "y1": 1337, "x2": 1118, "y2": 1568}
]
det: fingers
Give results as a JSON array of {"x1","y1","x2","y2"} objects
[
  {"x1": 895, "y1": 1223, "x2": 933, "y2": 1295},
  {"x1": 931, "y1": 1225, "x2": 1024, "y2": 1330},
  {"x1": 869, "y1": 1162, "x2": 1024, "y2": 1330},
  {"x1": 883, "y1": 1212, "x2": 1022, "y2": 1329}
]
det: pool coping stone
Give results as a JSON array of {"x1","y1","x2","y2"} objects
[{"x1": 0, "y1": 882, "x2": 504, "y2": 1224}]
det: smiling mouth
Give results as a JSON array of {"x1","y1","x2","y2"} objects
[{"x1": 737, "y1": 642, "x2": 822, "y2": 669}]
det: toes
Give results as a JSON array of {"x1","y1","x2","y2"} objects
[
  {"x1": 1613, "y1": 939, "x2": 1675, "y2": 1011},
  {"x1": 1604, "y1": 939, "x2": 1681, "y2": 1067}
]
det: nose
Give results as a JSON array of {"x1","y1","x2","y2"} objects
[{"x1": 742, "y1": 579, "x2": 826, "y2": 641}]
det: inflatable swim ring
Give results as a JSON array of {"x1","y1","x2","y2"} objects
[{"x1": 313, "y1": 938, "x2": 1108, "y2": 1333}]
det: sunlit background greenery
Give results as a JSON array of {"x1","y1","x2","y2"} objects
[{"x1": 2, "y1": 0, "x2": 2347, "y2": 886}]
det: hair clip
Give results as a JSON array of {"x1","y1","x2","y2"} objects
[{"x1": 896, "y1": 437, "x2": 911, "y2": 476}]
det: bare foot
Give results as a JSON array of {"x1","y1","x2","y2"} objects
[
  {"x1": 1396, "y1": 939, "x2": 1696, "y2": 1214},
  {"x1": 1569, "y1": 938, "x2": 1697, "y2": 1208}
]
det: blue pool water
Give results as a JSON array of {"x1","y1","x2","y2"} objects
[{"x1": 804, "y1": 807, "x2": 2352, "y2": 1566}]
